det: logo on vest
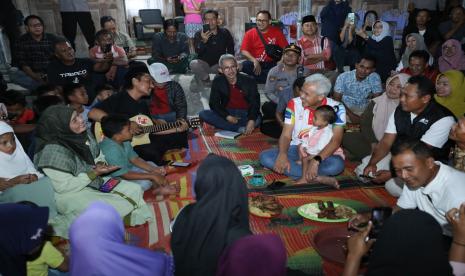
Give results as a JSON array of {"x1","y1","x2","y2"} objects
[{"x1": 418, "y1": 118, "x2": 429, "y2": 125}]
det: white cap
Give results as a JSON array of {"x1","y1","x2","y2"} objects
[{"x1": 148, "y1": 63, "x2": 171, "y2": 83}]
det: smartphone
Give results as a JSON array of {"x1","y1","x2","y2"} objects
[
  {"x1": 358, "y1": 174, "x2": 375, "y2": 180},
  {"x1": 203, "y1": 23, "x2": 210, "y2": 33},
  {"x1": 103, "y1": 43, "x2": 112, "y2": 53},
  {"x1": 369, "y1": 207, "x2": 392, "y2": 239},
  {"x1": 170, "y1": 161, "x2": 191, "y2": 167},
  {"x1": 99, "y1": 178, "x2": 120, "y2": 193},
  {"x1": 348, "y1": 13, "x2": 355, "y2": 25}
]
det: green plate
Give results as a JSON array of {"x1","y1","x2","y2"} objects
[{"x1": 297, "y1": 203, "x2": 356, "y2": 223}]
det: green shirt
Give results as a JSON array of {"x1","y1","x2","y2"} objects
[{"x1": 99, "y1": 138, "x2": 138, "y2": 177}]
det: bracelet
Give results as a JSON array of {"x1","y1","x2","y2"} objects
[
  {"x1": 453, "y1": 240, "x2": 465, "y2": 247},
  {"x1": 87, "y1": 171, "x2": 97, "y2": 181}
]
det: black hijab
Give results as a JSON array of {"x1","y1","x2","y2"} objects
[
  {"x1": 0, "y1": 203, "x2": 49, "y2": 276},
  {"x1": 366, "y1": 209, "x2": 453, "y2": 276},
  {"x1": 171, "y1": 154, "x2": 251, "y2": 276},
  {"x1": 35, "y1": 105, "x2": 94, "y2": 165}
]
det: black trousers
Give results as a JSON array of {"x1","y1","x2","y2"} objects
[
  {"x1": 60, "y1": 12, "x2": 96, "y2": 49},
  {"x1": 134, "y1": 132, "x2": 189, "y2": 166}
]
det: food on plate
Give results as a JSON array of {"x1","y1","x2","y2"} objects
[
  {"x1": 317, "y1": 201, "x2": 355, "y2": 219},
  {"x1": 335, "y1": 205, "x2": 356, "y2": 219},
  {"x1": 249, "y1": 195, "x2": 283, "y2": 218}
]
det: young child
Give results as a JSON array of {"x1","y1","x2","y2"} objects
[
  {"x1": 181, "y1": 0, "x2": 205, "y2": 53},
  {"x1": 99, "y1": 114, "x2": 177, "y2": 195},
  {"x1": 89, "y1": 84, "x2": 114, "y2": 108},
  {"x1": 63, "y1": 83, "x2": 90, "y2": 128},
  {"x1": 296, "y1": 105, "x2": 344, "y2": 188},
  {"x1": 89, "y1": 30, "x2": 128, "y2": 88}
]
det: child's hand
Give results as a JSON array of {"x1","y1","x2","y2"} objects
[
  {"x1": 151, "y1": 166, "x2": 166, "y2": 176},
  {"x1": 93, "y1": 164, "x2": 120, "y2": 176}
]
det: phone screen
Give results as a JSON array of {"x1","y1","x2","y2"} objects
[
  {"x1": 103, "y1": 43, "x2": 112, "y2": 53},
  {"x1": 171, "y1": 161, "x2": 191, "y2": 167},
  {"x1": 203, "y1": 24, "x2": 210, "y2": 33},
  {"x1": 99, "y1": 178, "x2": 120, "y2": 193},
  {"x1": 370, "y1": 207, "x2": 392, "y2": 239},
  {"x1": 348, "y1": 13, "x2": 355, "y2": 24}
]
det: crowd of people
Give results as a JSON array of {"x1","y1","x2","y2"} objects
[{"x1": 1, "y1": 0, "x2": 465, "y2": 275}]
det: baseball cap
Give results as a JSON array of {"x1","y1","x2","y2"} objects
[
  {"x1": 148, "y1": 63, "x2": 171, "y2": 83},
  {"x1": 283, "y1": 44, "x2": 302, "y2": 55},
  {"x1": 301, "y1": 15, "x2": 316, "y2": 24}
]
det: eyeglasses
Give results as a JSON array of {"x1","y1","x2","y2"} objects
[
  {"x1": 256, "y1": 19, "x2": 269, "y2": 23},
  {"x1": 222, "y1": 66, "x2": 237, "y2": 71}
]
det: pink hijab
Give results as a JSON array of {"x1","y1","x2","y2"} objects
[{"x1": 438, "y1": 39, "x2": 465, "y2": 73}]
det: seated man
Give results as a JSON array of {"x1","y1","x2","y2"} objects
[
  {"x1": 89, "y1": 65, "x2": 189, "y2": 166},
  {"x1": 147, "y1": 63, "x2": 187, "y2": 123},
  {"x1": 260, "y1": 74, "x2": 346, "y2": 180},
  {"x1": 351, "y1": 138, "x2": 465, "y2": 237},
  {"x1": 240, "y1": 10, "x2": 288, "y2": 84},
  {"x1": 199, "y1": 54, "x2": 261, "y2": 134},
  {"x1": 356, "y1": 76, "x2": 455, "y2": 197},
  {"x1": 439, "y1": 6, "x2": 465, "y2": 49},
  {"x1": 89, "y1": 29, "x2": 129, "y2": 89},
  {"x1": 100, "y1": 15, "x2": 137, "y2": 59},
  {"x1": 47, "y1": 37, "x2": 113, "y2": 101},
  {"x1": 400, "y1": 49, "x2": 439, "y2": 83},
  {"x1": 190, "y1": 9, "x2": 234, "y2": 86},
  {"x1": 10, "y1": 15, "x2": 56, "y2": 90},
  {"x1": 333, "y1": 54, "x2": 382, "y2": 123},
  {"x1": 149, "y1": 19, "x2": 190, "y2": 74}
]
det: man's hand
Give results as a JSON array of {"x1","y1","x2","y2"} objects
[
  {"x1": 129, "y1": 121, "x2": 142, "y2": 135},
  {"x1": 373, "y1": 170, "x2": 391, "y2": 184},
  {"x1": 243, "y1": 120, "x2": 255, "y2": 135},
  {"x1": 305, "y1": 159, "x2": 320, "y2": 181},
  {"x1": 93, "y1": 164, "x2": 120, "y2": 176},
  {"x1": 447, "y1": 204, "x2": 465, "y2": 243},
  {"x1": 348, "y1": 212, "x2": 371, "y2": 232},
  {"x1": 10, "y1": 174, "x2": 38, "y2": 185},
  {"x1": 252, "y1": 59, "x2": 262, "y2": 76},
  {"x1": 103, "y1": 52, "x2": 114, "y2": 61},
  {"x1": 200, "y1": 30, "x2": 213, "y2": 43},
  {"x1": 363, "y1": 163, "x2": 378, "y2": 178},
  {"x1": 274, "y1": 153, "x2": 291, "y2": 174},
  {"x1": 346, "y1": 221, "x2": 375, "y2": 258},
  {"x1": 176, "y1": 119, "x2": 189, "y2": 132},
  {"x1": 167, "y1": 56, "x2": 180, "y2": 64},
  {"x1": 226, "y1": 115, "x2": 239, "y2": 124}
]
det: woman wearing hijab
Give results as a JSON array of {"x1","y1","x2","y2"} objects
[
  {"x1": 0, "y1": 121, "x2": 57, "y2": 217},
  {"x1": 342, "y1": 209, "x2": 465, "y2": 276},
  {"x1": 34, "y1": 105, "x2": 152, "y2": 238},
  {"x1": 70, "y1": 202, "x2": 173, "y2": 275},
  {"x1": 435, "y1": 70, "x2": 465, "y2": 118},
  {"x1": 364, "y1": 20, "x2": 397, "y2": 82},
  {"x1": 0, "y1": 203, "x2": 49, "y2": 276},
  {"x1": 344, "y1": 73, "x2": 410, "y2": 161},
  {"x1": 171, "y1": 154, "x2": 251, "y2": 276},
  {"x1": 439, "y1": 39, "x2": 465, "y2": 73},
  {"x1": 216, "y1": 234, "x2": 287, "y2": 276},
  {"x1": 396, "y1": 33, "x2": 434, "y2": 71}
]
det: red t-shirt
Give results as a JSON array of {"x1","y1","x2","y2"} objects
[
  {"x1": 240, "y1": 26, "x2": 288, "y2": 62},
  {"x1": 13, "y1": 108, "x2": 35, "y2": 124},
  {"x1": 400, "y1": 66, "x2": 438, "y2": 84},
  {"x1": 150, "y1": 87, "x2": 171, "y2": 115},
  {"x1": 226, "y1": 84, "x2": 249, "y2": 110}
]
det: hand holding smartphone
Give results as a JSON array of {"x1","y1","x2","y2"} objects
[
  {"x1": 202, "y1": 24, "x2": 210, "y2": 33},
  {"x1": 348, "y1": 12, "x2": 355, "y2": 25},
  {"x1": 103, "y1": 43, "x2": 112, "y2": 53}
]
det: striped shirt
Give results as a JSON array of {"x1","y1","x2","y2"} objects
[{"x1": 297, "y1": 35, "x2": 331, "y2": 70}]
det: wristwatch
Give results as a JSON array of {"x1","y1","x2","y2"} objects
[{"x1": 313, "y1": 155, "x2": 322, "y2": 163}]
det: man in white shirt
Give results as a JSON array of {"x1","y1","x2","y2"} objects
[{"x1": 356, "y1": 75, "x2": 455, "y2": 196}]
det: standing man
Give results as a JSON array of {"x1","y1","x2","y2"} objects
[
  {"x1": 190, "y1": 10, "x2": 234, "y2": 86},
  {"x1": 240, "y1": 10, "x2": 288, "y2": 84},
  {"x1": 100, "y1": 16, "x2": 137, "y2": 59},
  {"x1": 59, "y1": 0, "x2": 96, "y2": 49},
  {"x1": 199, "y1": 54, "x2": 261, "y2": 134},
  {"x1": 11, "y1": 15, "x2": 56, "y2": 90}
]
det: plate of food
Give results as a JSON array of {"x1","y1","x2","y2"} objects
[
  {"x1": 297, "y1": 200, "x2": 356, "y2": 222},
  {"x1": 312, "y1": 226, "x2": 351, "y2": 265},
  {"x1": 249, "y1": 195, "x2": 283, "y2": 218}
]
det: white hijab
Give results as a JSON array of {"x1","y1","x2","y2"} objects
[
  {"x1": 0, "y1": 121, "x2": 42, "y2": 180},
  {"x1": 371, "y1": 21, "x2": 391, "y2": 42}
]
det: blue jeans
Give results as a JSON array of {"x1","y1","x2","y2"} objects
[
  {"x1": 241, "y1": 60, "x2": 276, "y2": 84},
  {"x1": 152, "y1": 111, "x2": 177, "y2": 123},
  {"x1": 259, "y1": 145, "x2": 345, "y2": 179},
  {"x1": 9, "y1": 69, "x2": 41, "y2": 90},
  {"x1": 199, "y1": 108, "x2": 261, "y2": 132}
]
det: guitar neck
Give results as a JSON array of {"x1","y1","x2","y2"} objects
[{"x1": 141, "y1": 121, "x2": 181, "y2": 134}]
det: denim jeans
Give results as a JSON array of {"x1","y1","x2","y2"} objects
[
  {"x1": 9, "y1": 69, "x2": 41, "y2": 91},
  {"x1": 259, "y1": 145, "x2": 345, "y2": 179},
  {"x1": 152, "y1": 111, "x2": 177, "y2": 123},
  {"x1": 199, "y1": 108, "x2": 261, "y2": 132},
  {"x1": 241, "y1": 60, "x2": 276, "y2": 84}
]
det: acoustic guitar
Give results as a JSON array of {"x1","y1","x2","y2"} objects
[{"x1": 95, "y1": 114, "x2": 201, "y2": 146}]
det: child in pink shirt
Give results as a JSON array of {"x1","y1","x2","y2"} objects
[{"x1": 181, "y1": 0, "x2": 205, "y2": 52}]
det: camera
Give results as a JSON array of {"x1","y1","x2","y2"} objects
[{"x1": 369, "y1": 207, "x2": 392, "y2": 239}]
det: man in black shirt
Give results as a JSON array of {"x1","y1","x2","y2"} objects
[
  {"x1": 190, "y1": 9, "x2": 234, "y2": 87},
  {"x1": 89, "y1": 65, "x2": 189, "y2": 165},
  {"x1": 401, "y1": 9, "x2": 441, "y2": 55},
  {"x1": 47, "y1": 37, "x2": 113, "y2": 100}
]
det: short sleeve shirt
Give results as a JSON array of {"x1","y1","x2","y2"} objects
[
  {"x1": 284, "y1": 97, "x2": 346, "y2": 145},
  {"x1": 95, "y1": 91, "x2": 151, "y2": 119},
  {"x1": 99, "y1": 138, "x2": 139, "y2": 177},
  {"x1": 27, "y1": 241, "x2": 64, "y2": 276},
  {"x1": 47, "y1": 58, "x2": 95, "y2": 87},
  {"x1": 334, "y1": 70, "x2": 382, "y2": 112},
  {"x1": 240, "y1": 27, "x2": 288, "y2": 62}
]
